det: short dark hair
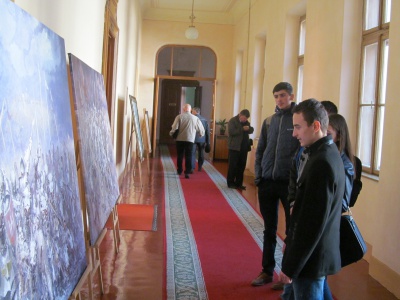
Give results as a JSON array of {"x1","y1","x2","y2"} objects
[
  {"x1": 293, "y1": 99, "x2": 328, "y2": 132},
  {"x1": 239, "y1": 109, "x2": 250, "y2": 118},
  {"x1": 272, "y1": 82, "x2": 293, "y2": 95},
  {"x1": 192, "y1": 107, "x2": 200, "y2": 114},
  {"x1": 321, "y1": 100, "x2": 338, "y2": 115}
]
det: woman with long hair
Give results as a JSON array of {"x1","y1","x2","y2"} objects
[{"x1": 327, "y1": 114, "x2": 355, "y2": 212}]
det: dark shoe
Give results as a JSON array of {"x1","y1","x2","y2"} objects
[
  {"x1": 272, "y1": 281, "x2": 285, "y2": 290},
  {"x1": 177, "y1": 171, "x2": 182, "y2": 175},
  {"x1": 228, "y1": 184, "x2": 237, "y2": 189},
  {"x1": 237, "y1": 185, "x2": 246, "y2": 190},
  {"x1": 189, "y1": 170, "x2": 194, "y2": 174},
  {"x1": 251, "y1": 272, "x2": 273, "y2": 286},
  {"x1": 198, "y1": 166, "x2": 202, "y2": 171},
  {"x1": 185, "y1": 174, "x2": 190, "y2": 179}
]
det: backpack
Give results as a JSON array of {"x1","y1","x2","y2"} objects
[{"x1": 349, "y1": 156, "x2": 363, "y2": 207}]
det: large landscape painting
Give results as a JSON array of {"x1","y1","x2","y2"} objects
[
  {"x1": 0, "y1": 1, "x2": 87, "y2": 298},
  {"x1": 69, "y1": 54, "x2": 120, "y2": 246}
]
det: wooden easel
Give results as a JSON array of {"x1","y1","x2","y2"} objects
[
  {"x1": 70, "y1": 143, "x2": 95, "y2": 299},
  {"x1": 70, "y1": 143, "x2": 121, "y2": 298},
  {"x1": 109, "y1": 195, "x2": 121, "y2": 254},
  {"x1": 143, "y1": 108, "x2": 152, "y2": 173},
  {"x1": 124, "y1": 110, "x2": 144, "y2": 190}
]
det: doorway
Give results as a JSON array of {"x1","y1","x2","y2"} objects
[
  {"x1": 152, "y1": 45, "x2": 217, "y2": 155},
  {"x1": 159, "y1": 80, "x2": 201, "y2": 144}
]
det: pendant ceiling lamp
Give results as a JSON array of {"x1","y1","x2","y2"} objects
[{"x1": 185, "y1": 0, "x2": 199, "y2": 39}]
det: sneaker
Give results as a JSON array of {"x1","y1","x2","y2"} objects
[
  {"x1": 251, "y1": 272, "x2": 273, "y2": 286},
  {"x1": 272, "y1": 281, "x2": 285, "y2": 290}
]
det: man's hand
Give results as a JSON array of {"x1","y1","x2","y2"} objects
[{"x1": 243, "y1": 125, "x2": 250, "y2": 131}]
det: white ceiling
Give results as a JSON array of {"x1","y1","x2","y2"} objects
[{"x1": 140, "y1": 0, "x2": 251, "y2": 25}]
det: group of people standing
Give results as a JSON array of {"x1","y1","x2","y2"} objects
[
  {"x1": 249, "y1": 82, "x2": 360, "y2": 299},
  {"x1": 170, "y1": 82, "x2": 360, "y2": 299},
  {"x1": 169, "y1": 104, "x2": 210, "y2": 179}
]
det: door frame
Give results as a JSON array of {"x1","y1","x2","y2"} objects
[{"x1": 152, "y1": 75, "x2": 216, "y2": 157}]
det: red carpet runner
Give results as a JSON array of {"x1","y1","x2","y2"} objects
[
  {"x1": 105, "y1": 204, "x2": 157, "y2": 231},
  {"x1": 165, "y1": 145, "x2": 281, "y2": 299}
]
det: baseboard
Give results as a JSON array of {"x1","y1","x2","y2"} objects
[
  {"x1": 364, "y1": 241, "x2": 373, "y2": 263},
  {"x1": 369, "y1": 256, "x2": 400, "y2": 299}
]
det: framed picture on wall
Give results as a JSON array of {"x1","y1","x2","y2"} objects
[{"x1": 130, "y1": 95, "x2": 144, "y2": 161}]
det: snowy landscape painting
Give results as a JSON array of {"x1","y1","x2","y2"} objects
[
  {"x1": 69, "y1": 53, "x2": 120, "y2": 246},
  {"x1": 0, "y1": 1, "x2": 87, "y2": 299}
]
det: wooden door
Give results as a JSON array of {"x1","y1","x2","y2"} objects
[
  {"x1": 159, "y1": 80, "x2": 200, "y2": 144},
  {"x1": 159, "y1": 81, "x2": 182, "y2": 144}
]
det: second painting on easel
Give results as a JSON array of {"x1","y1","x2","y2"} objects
[{"x1": 69, "y1": 53, "x2": 120, "y2": 246}]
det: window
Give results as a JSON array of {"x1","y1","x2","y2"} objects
[
  {"x1": 156, "y1": 45, "x2": 216, "y2": 79},
  {"x1": 357, "y1": 0, "x2": 390, "y2": 175},
  {"x1": 296, "y1": 16, "x2": 306, "y2": 103}
]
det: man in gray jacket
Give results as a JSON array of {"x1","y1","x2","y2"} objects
[
  {"x1": 227, "y1": 109, "x2": 254, "y2": 190},
  {"x1": 170, "y1": 104, "x2": 204, "y2": 179},
  {"x1": 252, "y1": 82, "x2": 299, "y2": 286}
]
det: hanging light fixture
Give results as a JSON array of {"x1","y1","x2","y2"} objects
[{"x1": 185, "y1": 0, "x2": 199, "y2": 39}]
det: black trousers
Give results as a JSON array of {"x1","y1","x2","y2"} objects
[
  {"x1": 176, "y1": 141, "x2": 194, "y2": 174},
  {"x1": 227, "y1": 149, "x2": 248, "y2": 187},
  {"x1": 257, "y1": 179, "x2": 290, "y2": 276}
]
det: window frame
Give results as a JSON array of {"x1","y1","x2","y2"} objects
[
  {"x1": 296, "y1": 16, "x2": 306, "y2": 103},
  {"x1": 357, "y1": 0, "x2": 390, "y2": 176}
]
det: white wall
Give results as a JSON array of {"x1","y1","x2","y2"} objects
[{"x1": 16, "y1": 0, "x2": 106, "y2": 73}]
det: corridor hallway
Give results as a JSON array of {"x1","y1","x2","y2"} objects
[{"x1": 91, "y1": 148, "x2": 397, "y2": 300}]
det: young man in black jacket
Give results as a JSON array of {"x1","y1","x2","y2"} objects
[
  {"x1": 279, "y1": 99, "x2": 345, "y2": 299},
  {"x1": 252, "y1": 82, "x2": 299, "y2": 286}
]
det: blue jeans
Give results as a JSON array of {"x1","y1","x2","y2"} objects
[
  {"x1": 280, "y1": 278, "x2": 332, "y2": 300},
  {"x1": 290, "y1": 276, "x2": 330, "y2": 300},
  {"x1": 191, "y1": 142, "x2": 205, "y2": 170}
]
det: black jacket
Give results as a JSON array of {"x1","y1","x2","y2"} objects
[
  {"x1": 255, "y1": 103, "x2": 299, "y2": 183},
  {"x1": 288, "y1": 147, "x2": 354, "y2": 212},
  {"x1": 227, "y1": 115, "x2": 254, "y2": 151},
  {"x1": 282, "y1": 136, "x2": 345, "y2": 279}
]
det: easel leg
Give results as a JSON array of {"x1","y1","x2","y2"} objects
[{"x1": 111, "y1": 205, "x2": 121, "y2": 254}]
